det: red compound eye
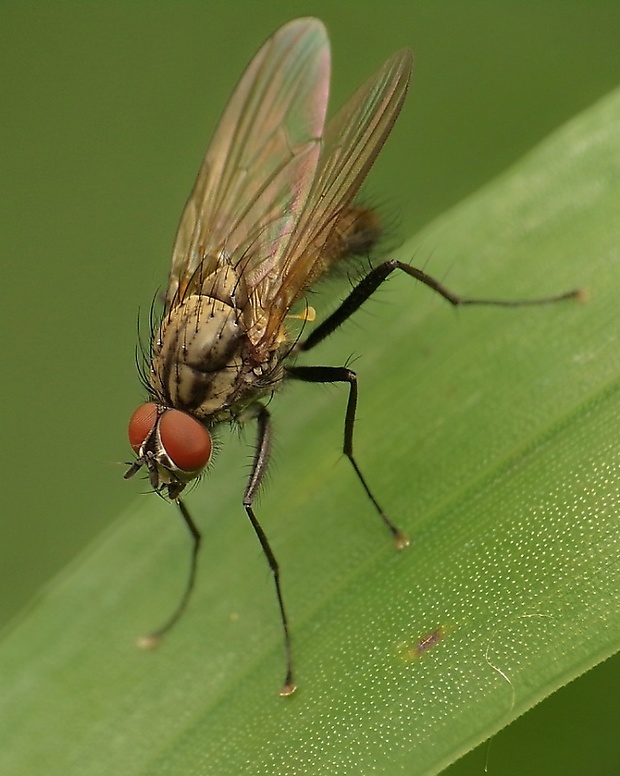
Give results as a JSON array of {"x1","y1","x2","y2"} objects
[
  {"x1": 128, "y1": 402, "x2": 159, "y2": 453},
  {"x1": 159, "y1": 409, "x2": 212, "y2": 472}
]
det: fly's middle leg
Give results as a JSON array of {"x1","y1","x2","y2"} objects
[{"x1": 287, "y1": 364, "x2": 409, "y2": 550}]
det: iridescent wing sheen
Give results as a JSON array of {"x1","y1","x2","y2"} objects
[
  {"x1": 255, "y1": 49, "x2": 413, "y2": 346},
  {"x1": 167, "y1": 18, "x2": 330, "y2": 309}
]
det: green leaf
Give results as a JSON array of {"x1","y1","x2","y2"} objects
[{"x1": 2, "y1": 87, "x2": 620, "y2": 776}]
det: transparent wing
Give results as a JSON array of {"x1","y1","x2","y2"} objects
[
  {"x1": 255, "y1": 49, "x2": 413, "y2": 345},
  {"x1": 167, "y1": 18, "x2": 330, "y2": 308}
]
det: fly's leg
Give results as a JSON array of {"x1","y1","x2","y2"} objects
[
  {"x1": 289, "y1": 263, "x2": 578, "y2": 549},
  {"x1": 295, "y1": 259, "x2": 580, "y2": 353},
  {"x1": 244, "y1": 404, "x2": 296, "y2": 697},
  {"x1": 138, "y1": 499, "x2": 201, "y2": 648},
  {"x1": 287, "y1": 365, "x2": 409, "y2": 550},
  {"x1": 138, "y1": 406, "x2": 296, "y2": 697}
]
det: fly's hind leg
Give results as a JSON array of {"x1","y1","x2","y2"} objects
[
  {"x1": 288, "y1": 260, "x2": 579, "y2": 548},
  {"x1": 295, "y1": 259, "x2": 580, "y2": 354}
]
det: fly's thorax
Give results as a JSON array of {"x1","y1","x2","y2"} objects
[{"x1": 150, "y1": 293, "x2": 285, "y2": 420}]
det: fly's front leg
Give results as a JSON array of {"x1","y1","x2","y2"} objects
[
  {"x1": 138, "y1": 498, "x2": 202, "y2": 648},
  {"x1": 244, "y1": 404, "x2": 296, "y2": 697},
  {"x1": 287, "y1": 365, "x2": 409, "y2": 550},
  {"x1": 296, "y1": 260, "x2": 580, "y2": 353}
]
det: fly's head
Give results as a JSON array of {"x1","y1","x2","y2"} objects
[{"x1": 124, "y1": 402, "x2": 212, "y2": 500}]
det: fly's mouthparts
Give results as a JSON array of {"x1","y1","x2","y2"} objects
[{"x1": 123, "y1": 460, "x2": 142, "y2": 480}]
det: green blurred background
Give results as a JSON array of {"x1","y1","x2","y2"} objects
[{"x1": 1, "y1": 2, "x2": 619, "y2": 774}]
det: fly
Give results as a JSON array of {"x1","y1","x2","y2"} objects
[{"x1": 124, "y1": 17, "x2": 579, "y2": 696}]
